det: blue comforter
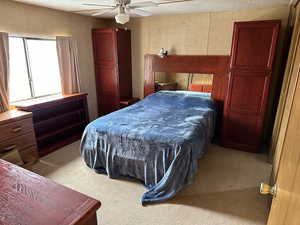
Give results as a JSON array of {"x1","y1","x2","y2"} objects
[{"x1": 80, "y1": 91, "x2": 217, "y2": 205}]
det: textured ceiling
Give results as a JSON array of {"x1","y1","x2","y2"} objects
[{"x1": 12, "y1": 0, "x2": 291, "y2": 17}]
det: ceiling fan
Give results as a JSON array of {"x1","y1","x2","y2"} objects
[{"x1": 74, "y1": 0, "x2": 192, "y2": 24}]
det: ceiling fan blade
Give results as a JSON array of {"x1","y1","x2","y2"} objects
[
  {"x1": 92, "y1": 7, "x2": 117, "y2": 16},
  {"x1": 129, "y1": 1, "x2": 158, "y2": 9},
  {"x1": 158, "y1": 0, "x2": 192, "y2": 5},
  {"x1": 82, "y1": 3, "x2": 115, "y2": 8},
  {"x1": 129, "y1": 8, "x2": 152, "y2": 16},
  {"x1": 72, "y1": 9, "x2": 109, "y2": 13}
]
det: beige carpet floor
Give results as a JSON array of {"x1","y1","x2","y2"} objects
[{"x1": 29, "y1": 141, "x2": 272, "y2": 225}]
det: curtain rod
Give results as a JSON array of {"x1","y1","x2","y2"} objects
[{"x1": 9, "y1": 35, "x2": 56, "y2": 41}]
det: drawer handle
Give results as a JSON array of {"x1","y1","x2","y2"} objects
[
  {"x1": 3, "y1": 145, "x2": 17, "y2": 151},
  {"x1": 12, "y1": 127, "x2": 22, "y2": 133}
]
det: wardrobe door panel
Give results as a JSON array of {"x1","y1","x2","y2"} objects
[
  {"x1": 228, "y1": 71, "x2": 269, "y2": 114},
  {"x1": 93, "y1": 31, "x2": 115, "y2": 64},
  {"x1": 224, "y1": 113, "x2": 261, "y2": 151},
  {"x1": 233, "y1": 28, "x2": 273, "y2": 68},
  {"x1": 231, "y1": 21, "x2": 281, "y2": 70},
  {"x1": 222, "y1": 20, "x2": 280, "y2": 152},
  {"x1": 95, "y1": 65, "x2": 119, "y2": 116},
  {"x1": 99, "y1": 95, "x2": 119, "y2": 116},
  {"x1": 95, "y1": 66, "x2": 118, "y2": 96}
]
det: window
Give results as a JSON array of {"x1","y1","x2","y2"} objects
[{"x1": 9, "y1": 37, "x2": 61, "y2": 102}]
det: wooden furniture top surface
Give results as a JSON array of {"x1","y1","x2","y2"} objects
[
  {"x1": 12, "y1": 93, "x2": 88, "y2": 111},
  {"x1": 120, "y1": 97, "x2": 140, "y2": 105},
  {"x1": 0, "y1": 110, "x2": 32, "y2": 125},
  {"x1": 155, "y1": 82, "x2": 176, "y2": 86},
  {"x1": 0, "y1": 160, "x2": 101, "y2": 225}
]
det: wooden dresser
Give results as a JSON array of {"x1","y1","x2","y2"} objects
[
  {"x1": 0, "y1": 110, "x2": 38, "y2": 166},
  {"x1": 14, "y1": 93, "x2": 89, "y2": 157},
  {"x1": 92, "y1": 28, "x2": 134, "y2": 116},
  {"x1": 0, "y1": 159, "x2": 101, "y2": 225}
]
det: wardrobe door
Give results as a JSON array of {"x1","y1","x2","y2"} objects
[
  {"x1": 93, "y1": 29, "x2": 120, "y2": 116},
  {"x1": 222, "y1": 20, "x2": 281, "y2": 152}
]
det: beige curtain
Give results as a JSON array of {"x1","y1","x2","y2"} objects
[
  {"x1": 56, "y1": 36, "x2": 80, "y2": 95},
  {"x1": 0, "y1": 32, "x2": 9, "y2": 113}
]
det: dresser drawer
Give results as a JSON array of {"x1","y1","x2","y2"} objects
[
  {"x1": 0, "y1": 132, "x2": 36, "y2": 153},
  {"x1": 0, "y1": 118, "x2": 34, "y2": 142}
]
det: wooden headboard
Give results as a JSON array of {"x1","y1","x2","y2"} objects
[
  {"x1": 144, "y1": 54, "x2": 230, "y2": 109},
  {"x1": 188, "y1": 84, "x2": 213, "y2": 93}
]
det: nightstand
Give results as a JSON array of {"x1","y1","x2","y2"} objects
[
  {"x1": 155, "y1": 82, "x2": 177, "y2": 92},
  {"x1": 120, "y1": 97, "x2": 140, "y2": 108}
]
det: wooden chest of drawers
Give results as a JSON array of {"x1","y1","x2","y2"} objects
[{"x1": 0, "y1": 110, "x2": 38, "y2": 166}]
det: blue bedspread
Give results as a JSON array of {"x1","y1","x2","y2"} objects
[{"x1": 80, "y1": 91, "x2": 217, "y2": 204}]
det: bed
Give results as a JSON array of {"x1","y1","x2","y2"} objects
[{"x1": 80, "y1": 91, "x2": 217, "y2": 205}]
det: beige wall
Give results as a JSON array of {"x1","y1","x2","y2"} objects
[
  {"x1": 120, "y1": 6, "x2": 290, "y2": 99},
  {"x1": 0, "y1": 0, "x2": 109, "y2": 120}
]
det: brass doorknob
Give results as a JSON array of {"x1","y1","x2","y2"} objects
[{"x1": 260, "y1": 183, "x2": 277, "y2": 197}]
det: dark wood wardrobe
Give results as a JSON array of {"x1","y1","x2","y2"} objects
[
  {"x1": 92, "y1": 28, "x2": 133, "y2": 116},
  {"x1": 221, "y1": 20, "x2": 281, "y2": 153}
]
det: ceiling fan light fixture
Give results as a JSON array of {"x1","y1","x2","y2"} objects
[
  {"x1": 115, "y1": 12, "x2": 130, "y2": 24},
  {"x1": 80, "y1": 0, "x2": 158, "y2": 22}
]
